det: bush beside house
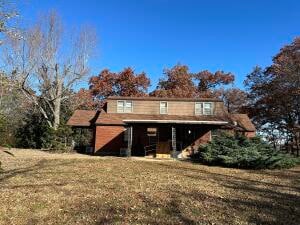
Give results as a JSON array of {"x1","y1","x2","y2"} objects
[{"x1": 197, "y1": 132, "x2": 299, "y2": 169}]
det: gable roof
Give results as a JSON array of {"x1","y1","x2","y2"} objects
[
  {"x1": 230, "y1": 114, "x2": 256, "y2": 132},
  {"x1": 107, "y1": 96, "x2": 222, "y2": 102},
  {"x1": 66, "y1": 110, "x2": 98, "y2": 127}
]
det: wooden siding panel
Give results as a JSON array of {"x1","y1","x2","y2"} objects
[
  {"x1": 168, "y1": 101, "x2": 195, "y2": 115},
  {"x1": 107, "y1": 99, "x2": 227, "y2": 116},
  {"x1": 214, "y1": 102, "x2": 227, "y2": 116}
]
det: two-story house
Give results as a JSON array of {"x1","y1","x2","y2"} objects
[{"x1": 67, "y1": 96, "x2": 256, "y2": 158}]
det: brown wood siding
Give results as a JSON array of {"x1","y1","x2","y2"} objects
[
  {"x1": 214, "y1": 102, "x2": 227, "y2": 116},
  {"x1": 107, "y1": 99, "x2": 227, "y2": 116},
  {"x1": 94, "y1": 125, "x2": 125, "y2": 155}
]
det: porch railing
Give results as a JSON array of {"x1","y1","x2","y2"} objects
[{"x1": 144, "y1": 144, "x2": 157, "y2": 156}]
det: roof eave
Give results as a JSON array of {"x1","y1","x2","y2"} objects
[
  {"x1": 107, "y1": 96, "x2": 222, "y2": 102},
  {"x1": 95, "y1": 123, "x2": 125, "y2": 126},
  {"x1": 66, "y1": 123, "x2": 92, "y2": 127},
  {"x1": 122, "y1": 119, "x2": 228, "y2": 125}
]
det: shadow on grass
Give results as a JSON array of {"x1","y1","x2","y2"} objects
[
  {"x1": 1, "y1": 157, "x2": 299, "y2": 225},
  {"x1": 158, "y1": 161, "x2": 300, "y2": 191},
  {"x1": 0, "y1": 159, "x2": 74, "y2": 183},
  {"x1": 137, "y1": 192, "x2": 199, "y2": 225},
  {"x1": 71, "y1": 193, "x2": 204, "y2": 225},
  {"x1": 155, "y1": 162, "x2": 300, "y2": 225}
]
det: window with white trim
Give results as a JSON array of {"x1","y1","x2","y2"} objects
[
  {"x1": 195, "y1": 102, "x2": 203, "y2": 115},
  {"x1": 160, "y1": 101, "x2": 168, "y2": 114},
  {"x1": 124, "y1": 101, "x2": 132, "y2": 113},
  {"x1": 117, "y1": 100, "x2": 133, "y2": 113},
  {"x1": 203, "y1": 102, "x2": 213, "y2": 115}
]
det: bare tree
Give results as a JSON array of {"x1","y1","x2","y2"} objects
[
  {"x1": 3, "y1": 11, "x2": 97, "y2": 129},
  {"x1": 0, "y1": 0, "x2": 19, "y2": 108},
  {"x1": 0, "y1": 0, "x2": 19, "y2": 45}
]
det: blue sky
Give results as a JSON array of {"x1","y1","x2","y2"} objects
[{"x1": 19, "y1": 0, "x2": 300, "y2": 91}]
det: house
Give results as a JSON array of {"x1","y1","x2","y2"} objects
[{"x1": 67, "y1": 96, "x2": 256, "y2": 158}]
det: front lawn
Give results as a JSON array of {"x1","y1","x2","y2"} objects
[{"x1": 0, "y1": 149, "x2": 299, "y2": 225}]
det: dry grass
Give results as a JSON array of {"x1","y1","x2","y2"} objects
[{"x1": 0, "y1": 148, "x2": 299, "y2": 225}]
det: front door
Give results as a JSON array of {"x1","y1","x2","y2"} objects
[{"x1": 156, "y1": 126, "x2": 172, "y2": 158}]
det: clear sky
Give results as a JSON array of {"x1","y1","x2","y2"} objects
[{"x1": 19, "y1": 0, "x2": 300, "y2": 91}]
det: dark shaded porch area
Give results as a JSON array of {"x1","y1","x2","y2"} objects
[{"x1": 129, "y1": 123, "x2": 220, "y2": 158}]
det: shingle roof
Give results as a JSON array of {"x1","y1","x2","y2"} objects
[
  {"x1": 66, "y1": 110, "x2": 98, "y2": 127},
  {"x1": 230, "y1": 114, "x2": 256, "y2": 132},
  {"x1": 95, "y1": 110, "x2": 230, "y2": 125},
  {"x1": 67, "y1": 110, "x2": 255, "y2": 132},
  {"x1": 107, "y1": 96, "x2": 222, "y2": 102}
]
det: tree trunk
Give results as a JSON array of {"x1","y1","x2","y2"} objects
[
  {"x1": 53, "y1": 95, "x2": 61, "y2": 130},
  {"x1": 53, "y1": 65, "x2": 63, "y2": 130}
]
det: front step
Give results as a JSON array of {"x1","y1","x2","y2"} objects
[{"x1": 156, "y1": 153, "x2": 171, "y2": 159}]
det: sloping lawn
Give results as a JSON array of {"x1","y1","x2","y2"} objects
[{"x1": 0, "y1": 149, "x2": 299, "y2": 225}]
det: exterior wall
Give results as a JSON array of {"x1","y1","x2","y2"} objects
[
  {"x1": 93, "y1": 123, "x2": 216, "y2": 158},
  {"x1": 181, "y1": 130, "x2": 211, "y2": 151},
  {"x1": 180, "y1": 128, "x2": 212, "y2": 158},
  {"x1": 94, "y1": 125, "x2": 125, "y2": 155},
  {"x1": 214, "y1": 101, "x2": 228, "y2": 116},
  {"x1": 196, "y1": 130, "x2": 212, "y2": 145},
  {"x1": 130, "y1": 124, "x2": 214, "y2": 158},
  {"x1": 107, "y1": 99, "x2": 227, "y2": 116}
]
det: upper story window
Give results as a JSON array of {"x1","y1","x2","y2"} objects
[
  {"x1": 195, "y1": 102, "x2": 213, "y2": 115},
  {"x1": 203, "y1": 102, "x2": 213, "y2": 115},
  {"x1": 160, "y1": 101, "x2": 168, "y2": 114},
  {"x1": 117, "y1": 100, "x2": 133, "y2": 113},
  {"x1": 195, "y1": 102, "x2": 203, "y2": 115}
]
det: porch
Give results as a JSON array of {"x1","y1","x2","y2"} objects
[{"x1": 123, "y1": 123, "x2": 223, "y2": 159}]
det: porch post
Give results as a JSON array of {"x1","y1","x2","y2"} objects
[
  {"x1": 171, "y1": 126, "x2": 176, "y2": 157},
  {"x1": 127, "y1": 126, "x2": 133, "y2": 157}
]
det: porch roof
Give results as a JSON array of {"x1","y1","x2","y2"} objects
[
  {"x1": 95, "y1": 111, "x2": 229, "y2": 125},
  {"x1": 67, "y1": 110, "x2": 255, "y2": 132},
  {"x1": 122, "y1": 119, "x2": 228, "y2": 125}
]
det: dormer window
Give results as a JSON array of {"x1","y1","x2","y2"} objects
[
  {"x1": 117, "y1": 100, "x2": 133, "y2": 113},
  {"x1": 160, "y1": 101, "x2": 168, "y2": 114}
]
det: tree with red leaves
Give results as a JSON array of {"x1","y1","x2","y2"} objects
[
  {"x1": 114, "y1": 67, "x2": 150, "y2": 97},
  {"x1": 194, "y1": 70, "x2": 235, "y2": 97},
  {"x1": 89, "y1": 69, "x2": 117, "y2": 102},
  {"x1": 150, "y1": 64, "x2": 196, "y2": 98},
  {"x1": 245, "y1": 37, "x2": 300, "y2": 154},
  {"x1": 86, "y1": 67, "x2": 150, "y2": 107},
  {"x1": 72, "y1": 88, "x2": 101, "y2": 110},
  {"x1": 150, "y1": 64, "x2": 235, "y2": 98}
]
